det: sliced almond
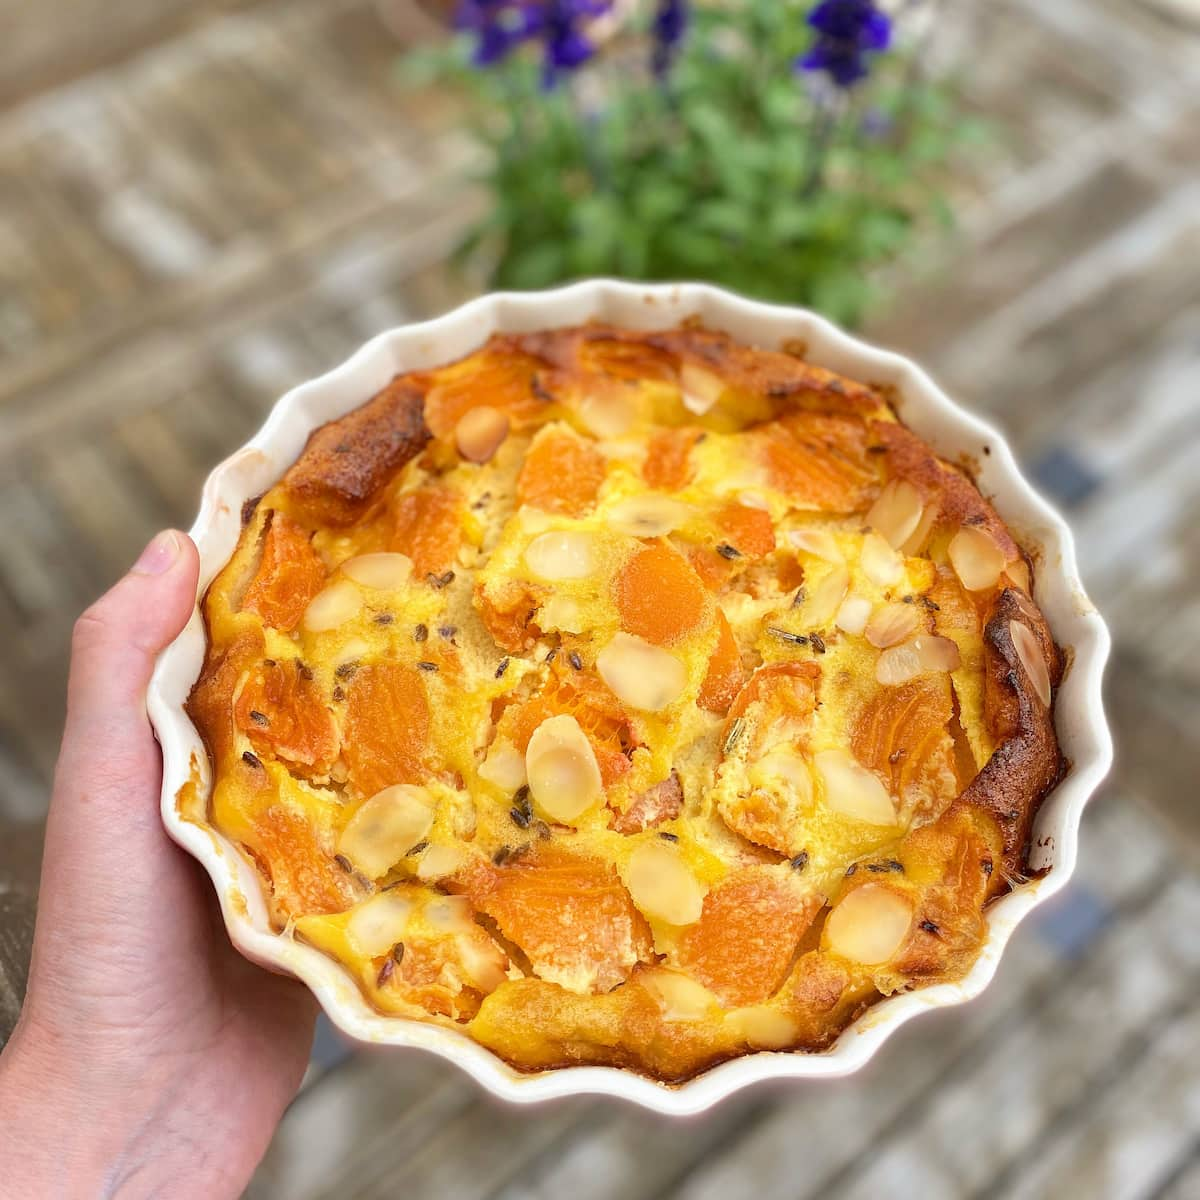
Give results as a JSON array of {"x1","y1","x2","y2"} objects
[
  {"x1": 835, "y1": 595, "x2": 872, "y2": 636},
  {"x1": 303, "y1": 579, "x2": 363, "y2": 633},
  {"x1": 864, "y1": 602, "x2": 921, "y2": 649},
  {"x1": 867, "y1": 480, "x2": 924, "y2": 550},
  {"x1": 876, "y1": 641, "x2": 923, "y2": 686},
  {"x1": 607, "y1": 494, "x2": 693, "y2": 538},
  {"x1": 416, "y1": 843, "x2": 465, "y2": 882},
  {"x1": 815, "y1": 749, "x2": 897, "y2": 825},
  {"x1": 538, "y1": 594, "x2": 586, "y2": 634},
  {"x1": 900, "y1": 497, "x2": 939, "y2": 557},
  {"x1": 1004, "y1": 558, "x2": 1032, "y2": 594},
  {"x1": 456, "y1": 933, "x2": 508, "y2": 992},
  {"x1": 825, "y1": 884, "x2": 913, "y2": 965},
  {"x1": 948, "y1": 525, "x2": 1006, "y2": 591},
  {"x1": 579, "y1": 385, "x2": 635, "y2": 437},
  {"x1": 597, "y1": 632, "x2": 688, "y2": 712},
  {"x1": 915, "y1": 634, "x2": 961, "y2": 672},
  {"x1": 478, "y1": 738, "x2": 528, "y2": 794},
  {"x1": 859, "y1": 531, "x2": 904, "y2": 588},
  {"x1": 524, "y1": 530, "x2": 597, "y2": 581},
  {"x1": 627, "y1": 840, "x2": 706, "y2": 926},
  {"x1": 1010, "y1": 620, "x2": 1052, "y2": 707},
  {"x1": 800, "y1": 563, "x2": 850, "y2": 627},
  {"x1": 338, "y1": 784, "x2": 436, "y2": 878},
  {"x1": 347, "y1": 891, "x2": 414, "y2": 958},
  {"x1": 788, "y1": 528, "x2": 844, "y2": 564},
  {"x1": 679, "y1": 361, "x2": 726, "y2": 415},
  {"x1": 725, "y1": 1005, "x2": 798, "y2": 1050},
  {"x1": 341, "y1": 552, "x2": 414, "y2": 591},
  {"x1": 749, "y1": 746, "x2": 814, "y2": 800},
  {"x1": 640, "y1": 968, "x2": 718, "y2": 1021},
  {"x1": 526, "y1": 714, "x2": 603, "y2": 824},
  {"x1": 455, "y1": 405, "x2": 510, "y2": 463},
  {"x1": 424, "y1": 894, "x2": 474, "y2": 933}
]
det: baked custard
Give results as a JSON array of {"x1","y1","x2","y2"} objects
[{"x1": 187, "y1": 324, "x2": 1063, "y2": 1082}]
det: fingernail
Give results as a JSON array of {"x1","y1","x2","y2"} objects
[{"x1": 132, "y1": 530, "x2": 182, "y2": 577}]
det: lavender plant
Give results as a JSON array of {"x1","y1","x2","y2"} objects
[{"x1": 409, "y1": 0, "x2": 981, "y2": 326}]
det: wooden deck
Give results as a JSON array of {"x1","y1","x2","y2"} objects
[{"x1": 2, "y1": 0, "x2": 1199, "y2": 1195}]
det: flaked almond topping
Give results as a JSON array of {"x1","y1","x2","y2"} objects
[
  {"x1": 866, "y1": 479, "x2": 925, "y2": 549},
  {"x1": 538, "y1": 594, "x2": 585, "y2": 634},
  {"x1": 524, "y1": 530, "x2": 597, "y2": 581},
  {"x1": 1009, "y1": 620, "x2": 1052, "y2": 707},
  {"x1": 627, "y1": 840, "x2": 706, "y2": 926},
  {"x1": 425, "y1": 894, "x2": 473, "y2": 933},
  {"x1": 825, "y1": 884, "x2": 913, "y2": 965},
  {"x1": 525, "y1": 714, "x2": 602, "y2": 824},
  {"x1": 915, "y1": 634, "x2": 961, "y2": 673},
  {"x1": 607, "y1": 494, "x2": 693, "y2": 538},
  {"x1": 859, "y1": 530, "x2": 904, "y2": 588},
  {"x1": 678, "y1": 361, "x2": 726, "y2": 415},
  {"x1": 478, "y1": 737, "x2": 528, "y2": 793},
  {"x1": 835, "y1": 595, "x2": 872, "y2": 636},
  {"x1": 302, "y1": 579, "x2": 363, "y2": 633},
  {"x1": 640, "y1": 968, "x2": 718, "y2": 1021},
  {"x1": 948, "y1": 525, "x2": 1006, "y2": 591},
  {"x1": 875, "y1": 641, "x2": 923, "y2": 686},
  {"x1": 338, "y1": 784, "x2": 437, "y2": 878},
  {"x1": 456, "y1": 933, "x2": 508, "y2": 992},
  {"x1": 725, "y1": 1005, "x2": 798, "y2": 1050},
  {"x1": 799, "y1": 563, "x2": 850, "y2": 627},
  {"x1": 347, "y1": 892, "x2": 415, "y2": 958},
  {"x1": 579, "y1": 385, "x2": 635, "y2": 437},
  {"x1": 864, "y1": 602, "x2": 921, "y2": 649},
  {"x1": 815, "y1": 749, "x2": 897, "y2": 825},
  {"x1": 454, "y1": 405, "x2": 510, "y2": 463},
  {"x1": 341, "y1": 552, "x2": 413, "y2": 591},
  {"x1": 416, "y1": 843, "x2": 465, "y2": 881},
  {"x1": 788, "y1": 528, "x2": 844, "y2": 563},
  {"x1": 1004, "y1": 558, "x2": 1032, "y2": 594},
  {"x1": 597, "y1": 632, "x2": 687, "y2": 712}
]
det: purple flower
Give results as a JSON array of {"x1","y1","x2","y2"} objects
[
  {"x1": 796, "y1": 0, "x2": 892, "y2": 88},
  {"x1": 651, "y1": 0, "x2": 689, "y2": 79},
  {"x1": 455, "y1": 1, "x2": 612, "y2": 86}
]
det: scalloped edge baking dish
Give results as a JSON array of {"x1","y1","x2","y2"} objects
[{"x1": 148, "y1": 280, "x2": 1112, "y2": 1115}]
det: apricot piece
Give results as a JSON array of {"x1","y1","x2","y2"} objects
[
  {"x1": 475, "y1": 578, "x2": 542, "y2": 653},
  {"x1": 615, "y1": 540, "x2": 709, "y2": 646},
  {"x1": 851, "y1": 674, "x2": 959, "y2": 820},
  {"x1": 384, "y1": 931, "x2": 508, "y2": 1021},
  {"x1": 423, "y1": 349, "x2": 546, "y2": 440},
  {"x1": 456, "y1": 846, "x2": 653, "y2": 993},
  {"x1": 697, "y1": 610, "x2": 743, "y2": 714},
  {"x1": 342, "y1": 661, "x2": 432, "y2": 797},
  {"x1": 502, "y1": 665, "x2": 634, "y2": 787},
  {"x1": 390, "y1": 486, "x2": 463, "y2": 579},
  {"x1": 251, "y1": 805, "x2": 353, "y2": 918},
  {"x1": 234, "y1": 658, "x2": 338, "y2": 771},
  {"x1": 643, "y1": 427, "x2": 701, "y2": 492},
  {"x1": 726, "y1": 660, "x2": 822, "y2": 728},
  {"x1": 241, "y1": 512, "x2": 326, "y2": 633},
  {"x1": 516, "y1": 426, "x2": 608, "y2": 517},
  {"x1": 756, "y1": 412, "x2": 878, "y2": 512},
  {"x1": 580, "y1": 336, "x2": 678, "y2": 383},
  {"x1": 679, "y1": 870, "x2": 820, "y2": 1006},
  {"x1": 714, "y1": 500, "x2": 776, "y2": 559}
]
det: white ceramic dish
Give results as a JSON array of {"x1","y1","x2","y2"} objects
[{"x1": 148, "y1": 280, "x2": 1112, "y2": 1115}]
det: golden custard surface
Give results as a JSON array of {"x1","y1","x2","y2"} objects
[{"x1": 188, "y1": 324, "x2": 1062, "y2": 1082}]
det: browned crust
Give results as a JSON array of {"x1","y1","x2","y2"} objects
[
  {"x1": 966, "y1": 589, "x2": 1064, "y2": 884},
  {"x1": 281, "y1": 377, "x2": 430, "y2": 525}
]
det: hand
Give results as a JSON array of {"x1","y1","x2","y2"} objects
[{"x1": 0, "y1": 531, "x2": 317, "y2": 1199}]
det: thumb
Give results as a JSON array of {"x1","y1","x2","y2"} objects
[{"x1": 51, "y1": 529, "x2": 200, "y2": 834}]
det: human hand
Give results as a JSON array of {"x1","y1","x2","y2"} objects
[{"x1": 0, "y1": 530, "x2": 317, "y2": 1199}]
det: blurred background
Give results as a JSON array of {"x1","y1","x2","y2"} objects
[{"x1": 1, "y1": 1, "x2": 1199, "y2": 1196}]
